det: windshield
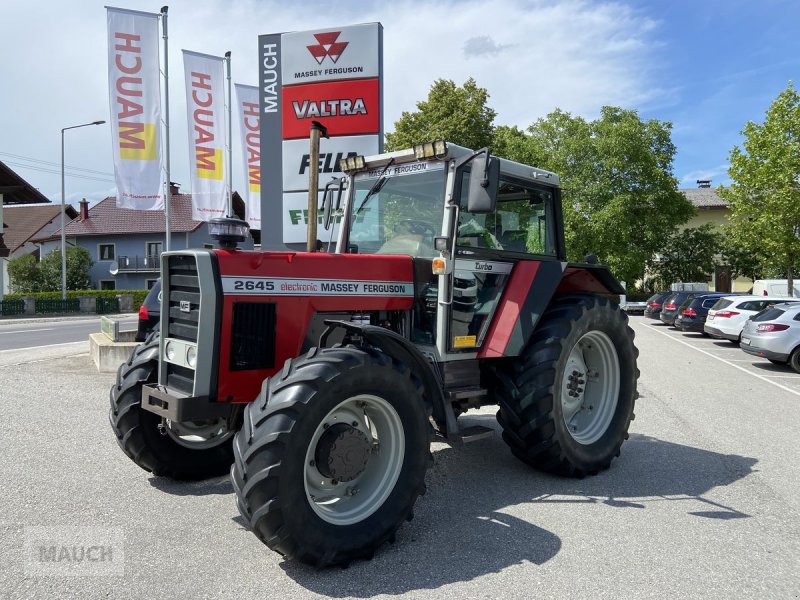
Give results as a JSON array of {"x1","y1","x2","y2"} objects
[{"x1": 348, "y1": 161, "x2": 446, "y2": 258}]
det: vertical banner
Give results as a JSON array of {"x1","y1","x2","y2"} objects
[
  {"x1": 234, "y1": 84, "x2": 261, "y2": 229},
  {"x1": 259, "y1": 23, "x2": 383, "y2": 247},
  {"x1": 183, "y1": 50, "x2": 227, "y2": 221},
  {"x1": 107, "y1": 7, "x2": 164, "y2": 210}
]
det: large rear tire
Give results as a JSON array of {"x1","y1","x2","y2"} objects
[
  {"x1": 495, "y1": 294, "x2": 638, "y2": 477},
  {"x1": 109, "y1": 333, "x2": 235, "y2": 480},
  {"x1": 231, "y1": 346, "x2": 430, "y2": 567}
]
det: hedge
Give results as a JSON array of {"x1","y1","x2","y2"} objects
[{"x1": 3, "y1": 289, "x2": 149, "y2": 311}]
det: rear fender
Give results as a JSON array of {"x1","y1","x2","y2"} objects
[
  {"x1": 479, "y1": 260, "x2": 623, "y2": 358},
  {"x1": 320, "y1": 320, "x2": 446, "y2": 427}
]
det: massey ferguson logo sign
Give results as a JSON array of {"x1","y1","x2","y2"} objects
[
  {"x1": 307, "y1": 32, "x2": 348, "y2": 64},
  {"x1": 259, "y1": 23, "x2": 382, "y2": 245}
]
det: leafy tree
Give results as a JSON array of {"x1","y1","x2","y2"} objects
[
  {"x1": 7, "y1": 254, "x2": 44, "y2": 293},
  {"x1": 518, "y1": 107, "x2": 695, "y2": 284},
  {"x1": 38, "y1": 247, "x2": 94, "y2": 291},
  {"x1": 385, "y1": 78, "x2": 496, "y2": 151},
  {"x1": 719, "y1": 82, "x2": 800, "y2": 295},
  {"x1": 650, "y1": 224, "x2": 721, "y2": 288}
]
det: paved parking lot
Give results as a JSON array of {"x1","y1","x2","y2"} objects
[
  {"x1": 641, "y1": 315, "x2": 800, "y2": 395},
  {"x1": 1, "y1": 316, "x2": 799, "y2": 599}
]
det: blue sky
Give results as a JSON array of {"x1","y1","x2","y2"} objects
[
  {"x1": 631, "y1": 0, "x2": 800, "y2": 186},
  {"x1": 1, "y1": 0, "x2": 798, "y2": 204}
]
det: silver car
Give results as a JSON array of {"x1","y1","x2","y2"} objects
[{"x1": 740, "y1": 302, "x2": 800, "y2": 371}]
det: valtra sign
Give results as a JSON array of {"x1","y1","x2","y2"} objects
[
  {"x1": 259, "y1": 23, "x2": 383, "y2": 246},
  {"x1": 282, "y1": 79, "x2": 380, "y2": 139}
]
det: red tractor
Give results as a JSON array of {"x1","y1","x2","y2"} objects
[{"x1": 110, "y1": 141, "x2": 638, "y2": 567}]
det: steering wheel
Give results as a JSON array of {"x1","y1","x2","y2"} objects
[{"x1": 393, "y1": 219, "x2": 436, "y2": 237}]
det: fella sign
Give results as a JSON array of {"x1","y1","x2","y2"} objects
[{"x1": 258, "y1": 23, "x2": 383, "y2": 246}]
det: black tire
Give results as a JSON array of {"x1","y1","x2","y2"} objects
[
  {"x1": 109, "y1": 333, "x2": 235, "y2": 480},
  {"x1": 495, "y1": 294, "x2": 638, "y2": 477},
  {"x1": 789, "y1": 349, "x2": 800, "y2": 373},
  {"x1": 231, "y1": 346, "x2": 430, "y2": 567}
]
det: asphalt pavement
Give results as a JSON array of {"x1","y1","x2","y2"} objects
[
  {"x1": 1, "y1": 316, "x2": 799, "y2": 599},
  {"x1": 0, "y1": 315, "x2": 138, "y2": 352}
]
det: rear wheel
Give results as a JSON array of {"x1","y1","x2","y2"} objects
[
  {"x1": 495, "y1": 294, "x2": 638, "y2": 477},
  {"x1": 231, "y1": 346, "x2": 430, "y2": 567},
  {"x1": 109, "y1": 333, "x2": 235, "y2": 480},
  {"x1": 789, "y1": 349, "x2": 800, "y2": 373}
]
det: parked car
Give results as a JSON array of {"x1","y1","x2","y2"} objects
[
  {"x1": 135, "y1": 279, "x2": 161, "y2": 342},
  {"x1": 644, "y1": 291, "x2": 671, "y2": 320},
  {"x1": 704, "y1": 295, "x2": 799, "y2": 343},
  {"x1": 674, "y1": 293, "x2": 737, "y2": 333},
  {"x1": 740, "y1": 302, "x2": 800, "y2": 371},
  {"x1": 659, "y1": 291, "x2": 699, "y2": 326}
]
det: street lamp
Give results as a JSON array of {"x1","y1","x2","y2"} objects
[{"x1": 61, "y1": 120, "x2": 105, "y2": 300}]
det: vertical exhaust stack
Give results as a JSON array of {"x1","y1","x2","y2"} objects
[{"x1": 307, "y1": 120, "x2": 329, "y2": 252}]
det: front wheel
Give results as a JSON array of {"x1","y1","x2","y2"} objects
[
  {"x1": 231, "y1": 346, "x2": 431, "y2": 567},
  {"x1": 109, "y1": 334, "x2": 235, "y2": 480},
  {"x1": 495, "y1": 294, "x2": 639, "y2": 477}
]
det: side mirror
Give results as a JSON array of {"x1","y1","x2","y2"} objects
[{"x1": 466, "y1": 152, "x2": 499, "y2": 214}]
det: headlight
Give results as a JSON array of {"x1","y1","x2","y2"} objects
[
  {"x1": 186, "y1": 345, "x2": 197, "y2": 368},
  {"x1": 165, "y1": 341, "x2": 176, "y2": 361}
]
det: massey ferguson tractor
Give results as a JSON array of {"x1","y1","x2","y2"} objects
[{"x1": 110, "y1": 140, "x2": 638, "y2": 567}]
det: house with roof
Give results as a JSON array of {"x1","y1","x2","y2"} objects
[
  {"x1": 0, "y1": 160, "x2": 53, "y2": 297},
  {"x1": 36, "y1": 184, "x2": 253, "y2": 290},
  {"x1": 679, "y1": 180, "x2": 750, "y2": 292}
]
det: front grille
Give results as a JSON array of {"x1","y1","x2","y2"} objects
[
  {"x1": 230, "y1": 302, "x2": 276, "y2": 371},
  {"x1": 166, "y1": 255, "x2": 200, "y2": 395},
  {"x1": 167, "y1": 255, "x2": 200, "y2": 342}
]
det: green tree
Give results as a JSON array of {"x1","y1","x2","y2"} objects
[
  {"x1": 39, "y1": 247, "x2": 93, "y2": 291},
  {"x1": 650, "y1": 224, "x2": 721, "y2": 288},
  {"x1": 719, "y1": 82, "x2": 800, "y2": 295},
  {"x1": 385, "y1": 78, "x2": 496, "y2": 151},
  {"x1": 515, "y1": 107, "x2": 695, "y2": 284},
  {"x1": 7, "y1": 254, "x2": 44, "y2": 293}
]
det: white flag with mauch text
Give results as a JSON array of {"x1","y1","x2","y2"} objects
[
  {"x1": 107, "y1": 7, "x2": 164, "y2": 210},
  {"x1": 183, "y1": 50, "x2": 227, "y2": 221},
  {"x1": 235, "y1": 84, "x2": 261, "y2": 229}
]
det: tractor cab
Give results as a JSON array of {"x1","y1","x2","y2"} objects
[{"x1": 324, "y1": 141, "x2": 566, "y2": 358}]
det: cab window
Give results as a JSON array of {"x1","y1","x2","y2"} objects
[{"x1": 456, "y1": 173, "x2": 558, "y2": 256}]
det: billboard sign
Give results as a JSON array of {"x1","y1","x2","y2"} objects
[{"x1": 258, "y1": 23, "x2": 383, "y2": 247}]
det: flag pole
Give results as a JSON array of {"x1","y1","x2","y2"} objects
[
  {"x1": 161, "y1": 5, "x2": 172, "y2": 252},
  {"x1": 224, "y1": 51, "x2": 233, "y2": 218}
]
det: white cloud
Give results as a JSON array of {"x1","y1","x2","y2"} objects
[{"x1": 0, "y1": 0, "x2": 664, "y2": 205}]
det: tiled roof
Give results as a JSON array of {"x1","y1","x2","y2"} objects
[
  {"x1": 2, "y1": 204, "x2": 78, "y2": 253},
  {"x1": 681, "y1": 187, "x2": 728, "y2": 209},
  {"x1": 49, "y1": 194, "x2": 204, "y2": 239}
]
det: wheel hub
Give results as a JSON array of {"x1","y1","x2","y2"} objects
[{"x1": 315, "y1": 423, "x2": 372, "y2": 482}]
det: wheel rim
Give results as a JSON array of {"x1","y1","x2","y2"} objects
[
  {"x1": 561, "y1": 331, "x2": 620, "y2": 445},
  {"x1": 304, "y1": 394, "x2": 405, "y2": 526},
  {"x1": 166, "y1": 419, "x2": 234, "y2": 450}
]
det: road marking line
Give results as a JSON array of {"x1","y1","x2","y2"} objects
[
  {"x1": 760, "y1": 374, "x2": 800, "y2": 379},
  {"x1": 0, "y1": 341, "x2": 86, "y2": 353},
  {"x1": 0, "y1": 328, "x2": 55, "y2": 335},
  {"x1": 646, "y1": 325, "x2": 800, "y2": 398}
]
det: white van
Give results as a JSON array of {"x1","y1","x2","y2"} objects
[{"x1": 751, "y1": 279, "x2": 800, "y2": 298}]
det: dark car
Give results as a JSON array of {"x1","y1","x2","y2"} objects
[
  {"x1": 644, "y1": 291, "x2": 671, "y2": 320},
  {"x1": 659, "y1": 291, "x2": 699, "y2": 326},
  {"x1": 674, "y1": 293, "x2": 736, "y2": 333},
  {"x1": 135, "y1": 279, "x2": 161, "y2": 342}
]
